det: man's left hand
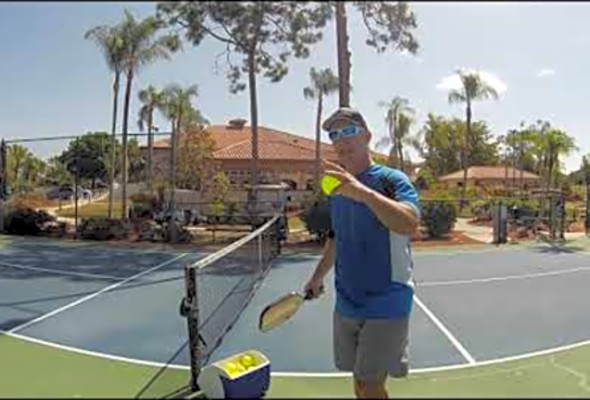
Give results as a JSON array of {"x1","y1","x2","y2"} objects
[{"x1": 322, "y1": 160, "x2": 371, "y2": 203}]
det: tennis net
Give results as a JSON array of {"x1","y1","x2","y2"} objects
[{"x1": 135, "y1": 214, "x2": 282, "y2": 398}]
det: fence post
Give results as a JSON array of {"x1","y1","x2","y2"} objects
[
  {"x1": 585, "y1": 172, "x2": 590, "y2": 236},
  {"x1": 0, "y1": 139, "x2": 6, "y2": 233}
]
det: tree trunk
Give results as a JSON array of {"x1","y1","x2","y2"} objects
[
  {"x1": 518, "y1": 143, "x2": 524, "y2": 195},
  {"x1": 398, "y1": 137, "x2": 405, "y2": 173},
  {"x1": 461, "y1": 103, "x2": 472, "y2": 207},
  {"x1": 147, "y1": 106, "x2": 154, "y2": 194},
  {"x1": 314, "y1": 93, "x2": 323, "y2": 196},
  {"x1": 546, "y1": 151, "x2": 553, "y2": 192},
  {"x1": 336, "y1": 2, "x2": 351, "y2": 107},
  {"x1": 169, "y1": 115, "x2": 179, "y2": 243},
  {"x1": 512, "y1": 151, "x2": 516, "y2": 195},
  {"x1": 585, "y1": 171, "x2": 590, "y2": 235},
  {"x1": 121, "y1": 67, "x2": 134, "y2": 220},
  {"x1": 74, "y1": 139, "x2": 80, "y2": 237},
  {"x1": 505, "y1": 152, "x2": 509, "y2": 187},
  {"x1": 108, "y1": 72, "x2": 120, "y2": 219},
  {"x1": 247, "y1": 50, "x2": 259, "y2": 205}
]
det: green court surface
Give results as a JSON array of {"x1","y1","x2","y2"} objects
[{"x1": 2, "y1": 333, "x2": 589, "y2": 398}]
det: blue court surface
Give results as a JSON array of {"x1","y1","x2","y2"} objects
[{"x1": 2, "y1": 235, "x2": 590, "y2": 378}]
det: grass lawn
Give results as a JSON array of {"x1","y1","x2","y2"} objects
[{"x1": 56, "y1": 201, "x2": 124, "y2": 219}]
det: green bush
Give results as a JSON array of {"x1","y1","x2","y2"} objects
[
  {"x1": 420, "y1": 201, "x2": 457, "y2": 238},
  {"x1": 78, "y1": 217, "x2": 130, "y2": 241},
  {"x1": 4, "y1": 207, "x2": 56, "y2": 236},
  {"x1": 130, "y1": 202, "x2": 153, "y2": 219},
  {"x1": 130, "y1": 192, "x2": 157, "y2": 219},
  {"x1": 301, "y1": 194, "x2": 332, "y2": 243},
  {"x1": 471, "y1": 199, "x2": 493, "y2": 221}
]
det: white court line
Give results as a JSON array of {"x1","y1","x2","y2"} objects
[
  {"x1": 3, "y1": 330, "x2": 590, "y2": 378},
  {"x1": 8, "y1": 253, "x2": 188, "y2": 334},
  {"x1": 1, "y1": 330, "x2": 189, "y2": 370},
  {"x1": 0, "y1": 261, "x2": 122, "y2": 281},
  {"x1": 413, "y1": 295, "x2": 476, "y2": 365},
  {"x1": 419, "y1": 265, "x2": 590, "y2": 287}
]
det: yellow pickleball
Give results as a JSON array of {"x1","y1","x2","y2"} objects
[
  {"x1": 321, "y1": 175, "x2": 342, "y2": 195},
  {"x1": 240, "y1": 354, "x2": 255, "y2": 368},
  {"x1": 224, "y1": 362, "x2": 240, "y2": 376}
]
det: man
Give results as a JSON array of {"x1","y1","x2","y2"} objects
[{"x1": 304, "y1": 107, "x2": 420, "y2": 399}]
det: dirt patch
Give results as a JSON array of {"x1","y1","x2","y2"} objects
[
  {"x1": 468, "y1": 219, "x2": 494, "y2": 227},
  {"x1": 284, "y1": 228, "x2": 486, "y2": 251},
  {"x1": 412, "y1": 230, "x2": 485, "y2": 247}
]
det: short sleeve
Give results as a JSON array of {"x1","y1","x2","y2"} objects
[{"x1": 380, "y1": 169, "x2": 421, "y2": 217}]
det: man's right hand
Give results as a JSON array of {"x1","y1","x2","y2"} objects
[{"x1": 303, "y1": 277, "x2": 325, "y2": 300}]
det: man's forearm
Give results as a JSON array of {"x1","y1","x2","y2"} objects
[
  {"x1": 311, "y1": 237, "x2": 336, "y2": 281},
  {"x1": 360, "y1": 189, "x2": 419, "y2": 236}
]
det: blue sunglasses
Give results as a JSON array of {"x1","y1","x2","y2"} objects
[{"x1": 328, "y1": 125, "x2": 363, "y2": 141}]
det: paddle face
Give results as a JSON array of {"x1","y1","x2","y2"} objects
[{"x1": 258, "y1": 291, "x2": 311, "y2": 332}]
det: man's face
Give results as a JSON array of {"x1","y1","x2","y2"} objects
[{"x1": 328, "y1": 120, "x2": 371, "y2": 168}]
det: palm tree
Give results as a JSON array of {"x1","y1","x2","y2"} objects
[
  {"x1": 447, "y1": 69, "x2": 499, "y2": 203},
  {"x1": 138, "y1": 85, "x2": 165, "y2": 194},
  {"x1": 84, "y1": 24, "x2": 126, "y2": 218},
  {"x1": 544, "y1": 129, "x2": 576, "y2": 190},
  {"x1": 7, "y1": 145, "x2": 32, "y2": 194},
  {"x1": 303, "y1": 67, "x2": 339, "y2": 195},
  {"x1": 160, "y1": 84, "x2": 199, "y2": 242},
  {"x1": 22, "y1": 157, "x2": 46, "y2": 192},
  {"x1": 118, "y1": 9, "x2": 180, "y2": 219},
  {"x1": 377, "y1": 96, "x2": 415, "y2": 174}
]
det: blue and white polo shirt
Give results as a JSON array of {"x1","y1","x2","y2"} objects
[{"x1": 329, "y1": 163, "x2": 420, "y2": 320}]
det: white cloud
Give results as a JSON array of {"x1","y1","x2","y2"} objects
[
  {"x1": 436, "y1": 68, "x2": 507, "y2": 94},
  {"x1": 536, "y1": 68, "x2": 556, "y2": 77}
]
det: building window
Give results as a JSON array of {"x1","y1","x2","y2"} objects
[{"x1": 228, "y1": 170, "x2": 240, "y2": 185}]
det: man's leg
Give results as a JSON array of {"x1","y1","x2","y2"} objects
[
  {"x1": 333, "y1": 311, "x2": 363, "y2": 396},
  {"x1": 354, "y1": 377, "x2": 388, "y2": 399},
  {"x1": 353, "y1": 317, "x2": 410, "y2": 399}
]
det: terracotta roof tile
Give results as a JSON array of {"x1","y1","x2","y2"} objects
[{"x1": 151, "y1": 123, "x2": 384, "y2": 161}]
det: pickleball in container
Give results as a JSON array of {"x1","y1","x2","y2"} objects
[{"x1": 197, "y1": 350, "x2": 271, "y2": 398}]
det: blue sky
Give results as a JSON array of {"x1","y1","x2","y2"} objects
[{"x1": 2, "y1": 2, "x2": 590, "y2": 172}]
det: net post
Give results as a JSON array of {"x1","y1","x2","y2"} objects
[{"x1": 184, "y1": 264, "x2": 201, "y2": 393}]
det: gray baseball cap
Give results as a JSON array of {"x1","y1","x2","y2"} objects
[{"x1": 322, "y1": 107, "x2": 368, "y2": 132}]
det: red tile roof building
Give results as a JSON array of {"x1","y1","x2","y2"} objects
[
  {"x1": 145, "y1": 119, "x2": 387, "y2": 197},
  {"x1": 438, "y1": 166, "x2": 542, "y2": 188}
]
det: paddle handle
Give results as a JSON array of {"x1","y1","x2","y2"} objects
[{"x1": 304, "y1": 285, "x2": 324, "y2": 300}]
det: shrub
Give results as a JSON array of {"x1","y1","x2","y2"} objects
[
  {"x1": 4, "y1": 207, "x2": 57, "y2": 236},
  {"x1": 130, "y1": 192, "x2": 157, "y2": 219},
  {"x1": 136, "y1": 220, "x2": 164, "y2": 242},
  {"x1": 160, "y1": 222, "x2": 192, "y2": 243},
  {"x1": 130, "y1": 202, "x2": 153, "y2": 219},
  {"x1": 420, "y1": 200, "x2": 457, "y2": 238},
  {"x1": 471, "y1": 199, "x2": 493, "y2": 221},
  {"x1": 78, "y1": 217, "x2": 130, "y2": 241}
]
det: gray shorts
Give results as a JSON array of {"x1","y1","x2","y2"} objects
[{"x1": 333, "y1": 311, "x2": 410, "y2": 383}]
